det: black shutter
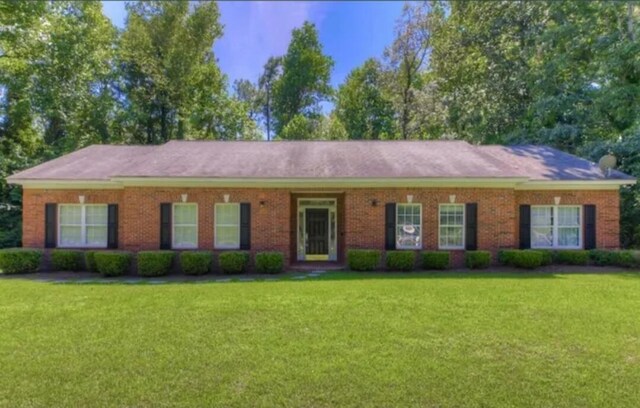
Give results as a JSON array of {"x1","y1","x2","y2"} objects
[
  {"x1": 584, "y1": 204, "x2": 596, "y2": 250},
  {"x1": 465, "y1": 203, "x2": 478, "y2": 250},
  {"x1": 385, "y1": 203, "x2": 396, "y2": 250},
  {"x1": 44, "y1": 203, "x2": 57, "y2": 248},
  {"x1": 160, "y1": 203, "x2": 172, "y2": 250},
  {"x1": 519, "y1": 205, "x2": 531, "y2": 249},
  {"x1": 240, "y1": 203, "x2": 251, "y2": 250},
  {"x1": 107, "y1": 204, "x2": 118, "y2": 249}
]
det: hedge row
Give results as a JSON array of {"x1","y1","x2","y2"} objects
[
  {"x1": 0, "y1": 249, "x2": 285, "y2": 277},
  {"x1": 347, "y1": 249, "x2": 477, "y2": 271},
  {"x1": 498, "y1": 249, "x2": 640, "y2": 269}
]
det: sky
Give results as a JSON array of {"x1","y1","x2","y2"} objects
[{"x1": 101, "y1": 1, "x2": 407, "y2": 88}]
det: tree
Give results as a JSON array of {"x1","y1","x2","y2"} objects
[
  {"x1": 257, "y1": 57, "x2": 282, "y2": 140},
  {"x1": 384, "y1": 2, "x2": 438, "y2": 140},
  {"x1": 233, "y1": 79, "x2": 260, "y2": 122},
  {"x1": 335, "y1": 58, "x2": 396, "y2": 139},
  {"x1": 273, "y1": 22, "x2": 334, "y2": 137},
  {"x1": 119, "y1": 0, "x2": 229, "y2": 143}
]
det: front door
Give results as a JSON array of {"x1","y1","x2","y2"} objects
[{"x1": 305, "y1": 208, "x2": 329, "y2": 260}]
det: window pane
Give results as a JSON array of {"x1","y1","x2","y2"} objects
[
  {"x1": 59, "y1": 205, "x2": 82, "y2": 225},
  {"x1": 532, "y1": 207, "x2": 553, "y2": 226},
  {"x1": 558, "y1": 207, "x2": 580, "y2": 227},
  {"x1": 532, "y1": 227, "x2": 553, "y2": 247},
  {"x1": 175, "y1": 204, "x2": 197, "y2": 225},
  {"x1": 440, "y1": 226, "x2": 463, "y2": 248},
  {"x1": 397, "y1": 225, "x2": 421, "y2": 249},
  {"x1": 174, "y1": 226, "x2": 197, "y2": 247},
  {"x1": 86, "y1": 226, "x2": 107, "y2": 246},
  {"x1": 85, "y1": 206, "x2": 107, "y2": 225},
  {"x1": 216, "y1": 204, "x2": 239, "y2": 225},
  {"x1": 60, "y1": 226, "x2": 82, "y2": 246},
  {"x1": 216, "y1": 226, "x2": 239, "y2": 248},
  {"x1": 558, "y1": 227, "x2": 580, "y2": 247}
]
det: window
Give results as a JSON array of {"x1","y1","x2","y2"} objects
[
  {"x1": 58, "y1": 204, "x2": 108, "y2": 248},
  {"x1": 396, "y1": 203, "x2": 421, "y2": 249},
  {"x1": 173, "y1": 203, "x2": 198, "y2": 249},
  {"x1": 215, "y1": 203, "x2": 240, "y2": 249},
  {"x1": 531, "y1": 205, "x2": 581, "y2": 249},
  {"x1": 439, "y1": 204, "x2": 465, "y2": 249}
]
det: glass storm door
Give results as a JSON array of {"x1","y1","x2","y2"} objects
[{"x1": 305, "y1": 208, "x2": 329, "y2": 260}]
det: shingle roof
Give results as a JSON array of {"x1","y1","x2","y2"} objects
[{"x1": 7, "y1": 140, "x2": 635, "y2": 182}]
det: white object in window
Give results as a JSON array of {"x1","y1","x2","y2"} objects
[
  {"x1": 439, "y1": 204, "x2": 465, "y2": 249},
  {"x1": 58, "y1": 204, "x2": 108, "y2": 248},
  {"x1": 215, "y1": 203, "x2": 240, "y2": 249},
  {"x1": 531, "y1": 205, "x2": 581, "y2": 249},
  {"x1": 396, "y1": 203, "x2": 422, "y2": 249},
  {"x1": 173, "y1": 203, "x2": 198, "y2": 249}
]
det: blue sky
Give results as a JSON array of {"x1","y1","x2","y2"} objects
[{"x1": 102, "y1": 1, "x2": 407, "y2": 88}]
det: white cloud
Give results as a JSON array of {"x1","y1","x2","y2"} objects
[{"x1": 216, "y1": 1, "x2": 328, "y2": 84}]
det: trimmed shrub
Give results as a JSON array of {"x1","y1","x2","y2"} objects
[
  {"x1": 498, "y1": 250, "x2": 543, "y2": 269},
  {"x1": 51, "y1": 249, "x2": 84, "y2": 272},
  {"x1": 385, "y1": 251, "x2": 416, "y2": 271},
  {"x1": 137, "y1": 251, "x2": 174, "y2": 277},
  {"x1": 589, "y1": 249, "x2": 614, "y2": 266},
  {"x1": 219, "y1": 251, "x2": 250, "y2": 274},
  {"x1": 255, "y1": 252, "x2": 284, "y2": 274},
  {"x1": 94, "y1": 251, "x2": 132, "y2": 277},
  {"x1": 465, "y1": 251, "x2": 491, "y2": 269},
  {"x1": 538, "y1": 250, "x2": 554, "y2": 266},
  {"x1": 180, "y1": 251, "x2": 212, "y2": 276},
  {"x1": 632, "y1": 251, "x2": 640, "y2": 266},
  {"x1": 85, "y1": 251, "x2": 98, "y2": 273},
  {"x1": 590, "y1": 249, "x2": 636, "y2": 268},
  {"x1": 0, "y1": 248, "x2": 42, "y2": 274},
  {"x1": 553, "y1": 250, "x2": 589, "y2": 265},
  {"x1": 347, "y1": 249, "x2": 381, "y2": 271},
  {"x1": 421, "y1": 251, "x2": 450, "y2": 270},
  {"x1": 613, "y1": 251, "x2": 636, "y2": 268}
]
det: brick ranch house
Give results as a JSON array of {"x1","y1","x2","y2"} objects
[{"x1": 6, "y1": 140, "x2": 636, "y2": 268}]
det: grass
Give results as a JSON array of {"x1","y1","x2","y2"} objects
[{"x1": 1, "y1": 272, "x2": 640, "y2": 407}]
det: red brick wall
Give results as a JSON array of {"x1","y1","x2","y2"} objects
[
  {"x1": 514, "y1": 190, "x2": 620, "y2": 249},
  {"x1": 22, "y1": 187, "x2": 622, "y2": 266}
]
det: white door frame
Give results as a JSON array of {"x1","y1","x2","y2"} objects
[{"x1": 297, "y1": 198, "x2": 337, "y2": 261}]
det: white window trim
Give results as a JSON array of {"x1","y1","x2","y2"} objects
[
  {"x1": 57, "y1": 204, "x2": 108, "y2": 249},
  {"x1": 172, "y1": 203, "x2": 198, "y2": 249},
  {"x1": 214, "y1": 203, "x2": 240, "y2": 250},
  {"x1": 438, "y1": 203, "x2": 466, "y2": 250},
  {"x1": 531, "y1": 205, "x2": 583, "y2": 249},
  {"x1": 396, "y1": 203, "x2": 422, "y2": 250}
]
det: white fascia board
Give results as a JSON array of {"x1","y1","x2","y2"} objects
[
  {"x1": 515, "y1": 179, "x2": 636, "y2": 190},
  {"x1": 8, "y1": 179, "x2": 123, "y2": 190}
]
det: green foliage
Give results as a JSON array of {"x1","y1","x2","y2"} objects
[
  {"x1": 336, "y1": 58, "x2": 396, "y2": 140},
  {"x1": 421, "y1": 251, "x2": 450, "y2": 270},
  {"x1": 385, "y1": 251, "x2": 416, "y2": 271},
  {"x1": 255, "y1": 252, "x2": 285, "y2": 274},
  {"x1": 85, "y1": 251, "x2": 98, "y2": 273},
  {"x1": 465, "y1": 251, "x2": 491, "y2": 269},
  {"x1": 218, "y1": 252, "x2": 250, "y2": 275},
  {"x1": 180, "y1": 251, "x2": 212, "y2": 276},
  {"x1": 137, "y1": 251, "x2": 174, "y2": 277},
  {"x1": 273, "y1": 22, "x2": 334, "y2": 136},
  {"x1": 347, "y1": 250, "x2": 381, "y2": 271},
  {"x1": 0, "y1": 248, "x2": 42, "y2": 274},
  {"x1": 590, "y1": 250, "x2": 637, "y2": 268},
  {"x1": 498, "y1": 250, "x2": 543, "y2": 269},
  {"x1": 51, "y1": 250, "x2": 84, "y2": 272},
  {"x1": 94, "y1": 251, "x2": 132, "y2": 277},
  {"x1": 553, "y1": 250, "x2": 590, "y2": 266}
]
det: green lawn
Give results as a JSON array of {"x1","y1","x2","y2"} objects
[{"x1": 1, "y1": 272, "x2": 640, "y2": 407}]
